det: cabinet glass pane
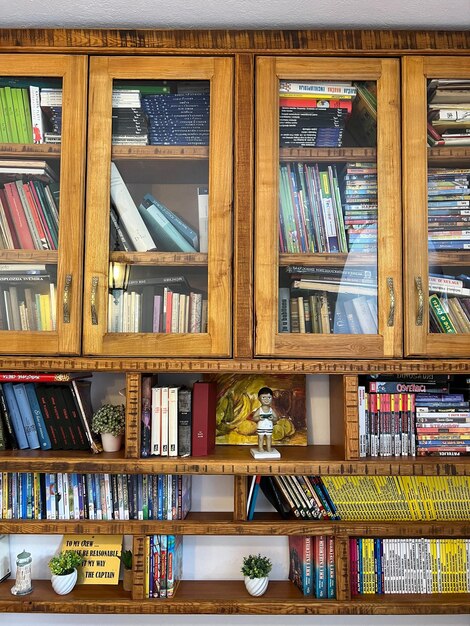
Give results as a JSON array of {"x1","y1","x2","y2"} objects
[
  {"x1": 427, "y1": 78, "x2": 470, "y2": 335},
  {"x1": 108, "y1": 79, "x2": 210, "y2": 335},
  {"x1": 0, "y1": 76, "x2": 61, "y2": 332},
  {"x1": 278, "y1": 79, "x2": 378, "y2": 335}
]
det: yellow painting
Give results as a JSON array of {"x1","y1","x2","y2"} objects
[{"x1": 208, "y1": 374, "x2": 307, "y2": 445}]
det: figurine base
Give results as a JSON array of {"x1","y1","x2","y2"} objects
[{"x1": 250, "y1": 448, "x2": 281, "y2": 460}]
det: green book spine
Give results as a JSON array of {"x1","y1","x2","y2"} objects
[
  {"x1": 429, "y1": 293, "x2": 457, "y2": 333},
  {"x1": 12, "y1": 88, "x2": 28, "y2": 143},
  {"x1": 21, "y1": 88, "x2": 33, "y2": 144},
  {"x1": 4, "y1": 87, "x2": 19, "y2": 143},
  {"x1": 0, "y1": 88, "x2": 8, "y2": 142}
]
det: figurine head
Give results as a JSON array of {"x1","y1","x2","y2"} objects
[{"x1": 258, "y1": 387, "x2": 273, "y2": 404}]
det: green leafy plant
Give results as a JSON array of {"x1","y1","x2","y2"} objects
[
  {"x1": 91, "y1": 403, "x2": 125, "y2": 436},
  {"x1": 241, "y1": 553, "x2": 272, "y2": 579},
  {"x1": 48, "y1": 550, "x2": 83, "y2": 576},
  {"x1": 118, "y1": 549, "x2": 132, "y2": 570}
]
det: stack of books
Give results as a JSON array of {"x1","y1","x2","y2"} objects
[
  {"x1": 415, "y1": 391, "x2": 470, "y2": 456},
  {"x1": 343, "y1": 162, "x2": 378, "y2": 253},
  {"x1": 112, "y1": 88, "x2": 149, "y2": 145},
  {"x1": 428, "y1": 273, "x2": 470, "y2": 333},
  {"x1": 427, "y1": 167, "x2": 470, "y2": 252},
  {"x1": 141, "y1": 91, "x2": 210, "y2": 146},
  {"x1": 40, "y1": 88, "x2": 62, "y2": 143},
  {"x1": 279, "y1": 80, "x2": 356, "y2": 147},
  {"x1": 427, "y1": 79, "x2": 470, "y2": 146}
]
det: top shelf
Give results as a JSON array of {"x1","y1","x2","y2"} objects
[{"x1": 0, "y1": 144, "x2": 209, "y2": 160}]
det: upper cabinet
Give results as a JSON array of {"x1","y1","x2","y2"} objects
[
  {"x1": 403, "y1": 57, "x2": 470, "y2": 358},
  {"x1": 254, "y1": 57, "x2": 402, "y2": 358},
  {"x1": 0, "y1": 55, "x2": 87, "y2": 355},
  {"x1": 83, "y1": 56, "x2": 233, "y2": 357}
]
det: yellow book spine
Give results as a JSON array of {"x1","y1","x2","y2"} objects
[{"x1": 144, "y1": 535, "x2": 150, "y2": 598}]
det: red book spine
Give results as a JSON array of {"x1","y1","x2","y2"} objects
[
  {"x1": 3, "y1": 181, "x2": 35, "y2": 249},
  {"x1": 0, "y1": 187, "x2": 20, "y2": 248},
  {"x1": 22, "y1": 182, "x2": 50, "y2": 250},
  {"x1": 191, "y1": 381, "x2": 216, "y2": 456},
  {"x1": 0, "y1": 373, "x2": 78, "y2": 382}
]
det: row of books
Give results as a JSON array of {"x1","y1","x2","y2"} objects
[
  {"x1": 429, "y1": 292, "x2": 470, "y2": 333},
  {"x1": 358, "y1": 376, "x2": 470, "y2": 457},
  {"x1": 108, "y1": 286, "x2": 207, "y2": 334},
  {"x1": 278, "y1": 161, "x2": 377, "y2": 255},
  {"x1": 278, "y1": 80, "x2": 357, "y2": 148},
  {"x1": 0, "y1": 83, "x2": 57, "y2": 144},
  {"x1": 288, "y1": 535, "x2": 335, "y2": 598},
  {"x1": 319, "y1": 475, "x2": 470, "y2": 521},
  {"x1": 140, "y1": 378, "x2": 216, "y2": 458},
  {"x1": 0, "y1": 376, "x2": 99, "y2": 453},
  {"x1": 110, "y1": 162, "x2": 208, "y2": 253},
  {"x1": 251, "y1": 474, "x2": 470, "y2": 522},
  {"x1": 427, "y1": 167, "x2": 470, "y2": 251},
  {"x1": 144, "y1": 535, "x2": 183, "y2": 598},
  {"x1": 0, "y1": 160, "x2": 59, "y2": 250},
  {"x1": 0, "y1": 472, "x2": 191, "y2": 521},
  {"x1": 0, "y1": 278, "x2": 56, "y2": 332},
  {"x1": 350, "y1": 538, "x2": 470, "y2": 595},
  {"x1": 279, "y1": 288, "x2": 377, "y2": 334},
  {"x1": 427, "y1": 79, "x2": 470, "y2": 147}
]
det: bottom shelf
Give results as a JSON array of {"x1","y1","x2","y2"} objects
[{"x1": 0, "y1": 580, "x2": 469, "y2": 614}]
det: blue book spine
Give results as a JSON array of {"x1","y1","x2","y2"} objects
[
  {"x1": 248, "y1": 475, "x2": 261, "y2": 521},
  {"x1": 157, "y1": 474, "x2": 164, "y2": 520},
  {"x1": 144, "y1": 193, "x2": 199, "y2": 250},
  {"x1": 24, "y1": 383, "x2": 52, "y2": 450},
  {"x1": 2, "y1": 383, "x2": 28, "y2": 449},
  {"x1": 21, "y1": 473, "x2": 28, "y2": 518},
  {"x1": 12, "y1": 384, "x2": 40, "y2": 449},
  {"x1": 139, "y1": 195, "x2": 197, "y2": 253}
]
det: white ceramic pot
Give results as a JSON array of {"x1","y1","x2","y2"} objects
[
  {"x1": 101, "y1": 433, "x2": 123, "y2": 452},
  {"x1": 51, "y1": 568, "x2": 78, "y2": 595},
  {"x1": 244, "y1": 576, "x2": 269, "y2": 596}
]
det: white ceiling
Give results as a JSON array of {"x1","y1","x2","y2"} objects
[{"x1": 0, "y1": 0, "x2": 469, "y2": 30}]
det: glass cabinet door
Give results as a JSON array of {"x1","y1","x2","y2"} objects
[
  {"x1": 403, "y1": 57, "x2": 470, "y2": 357},
  {"x1": 255, "y1": 57, "x2": 402, "y2": 358},
  {"x1": 83, "y1": 57, "x2": 233, "y2": 357},
  {"x1": 0, "y1": 55, "x2": 87, "y2": 355}
]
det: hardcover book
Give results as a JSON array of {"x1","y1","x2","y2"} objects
[
  {"x1": 191, "y1": 381, "x2": 217, "y2": 456},
  {"x1": 289, "y1": 535, "x2": 313, "y2": 595},
  {"x1": 209, "y1": 373, "x2": 307, "y2": 446}
]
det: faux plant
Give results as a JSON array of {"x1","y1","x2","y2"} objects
[
  {"x1": 48, "y1": 550, "x2": 83, "y2": 576},
  {"x1": 91, "y1": 403, "x2": 125, "y2": 437},
  {"x1": 118, "y1": 549, "x2": 132, "y2": 570},
  {"x1": 241, "y1": 553, "x2": 272, "y2": 579}
]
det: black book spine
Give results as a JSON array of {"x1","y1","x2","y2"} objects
[
  {"x1": 0, "y1": 383, "x2": 18, "y2": 449},
  {"x1": 35, "y1": 385, "x2": 63, "y2": 449},
  {"x1": 49, "y1": 385, "x2": 78, "y2": 450},
  {"x1": 177, "y1": 387, "x2": 192, "y2": 457},
  {"x1": 60, "y1": 385, "x2": 89, "y2": 451}
]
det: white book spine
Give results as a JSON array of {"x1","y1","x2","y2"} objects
[
  {"x1": 160, "y1": 387, "x2": 169, "y2": 456},
  {"x1": 110, "y1": 162, "x2": 155, "y2": 252},
  {"x1": 197, "y1": 187, "x2": 209, "y2": 253},
  {"x1": 29, "y1": 86, "x2": 44, "y2": 144},
  {"x1": 151, "y1": 386, "x2": 161, "y2": 456},
  {"x1": 168, "y1": 387, "x2": 179, "y2": 457}
]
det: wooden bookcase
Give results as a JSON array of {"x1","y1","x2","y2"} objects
[{"x1": 0, "y1": 28, "x2": 468, "y2": 616}]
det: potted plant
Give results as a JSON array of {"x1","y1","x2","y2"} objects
[
  {"x1": 48, "y1": 550, "x2": 83, "y2": 595},
  {"x1": 118, "y1": 549, "x2": 133, "y2": 592},
  {"x1": 91, "y1": 403, "x2": 125, "y2": 452},
  {"x1": 241, "y1": 553, "x2": 272, "y2": 596}
]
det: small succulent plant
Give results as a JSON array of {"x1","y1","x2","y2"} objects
[
  {"x1": 241, "y1": 553, "x2": 272, "y2": 579},
  {"x1": 91, "y1": 403, "x2": 125, "y2": 437}
]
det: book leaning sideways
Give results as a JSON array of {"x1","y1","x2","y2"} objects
[{"x1": 110, "y1": 162, "x2": 156, "y2": 252}]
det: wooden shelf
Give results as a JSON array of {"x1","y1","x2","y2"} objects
[
  {"x1": 279, "y1": 147, "x2": 376, "y2": 162},
  {"x1": 428, "y1": 146, "x2": 470, "y2": 163},
  {"x1": 0, "y1": 144, "x2": 61, "y2": 157},
  {"x1": 1, "y1": 446, "x2": 469, "y2": 475},
  {"x1": 1, "y1": 515, "x2": 469, "y2": 537},
  {"x1": 111, "y1": 145, "x2": 209, "y2": 159},
  {"x1": 0, "y1": 580, "x2": 468, "y2": 614},
  {"x1": 428, "y1": 251, "x2": 470, "y2": 266},
  {"x1": 279, "y1": 253, "x2": 376, "y2": 266},
  {"x1": 0, "y1": 250, "x2": 58, "y2": 263},
  {"x1": 109, "y1": 251, "x2": 208, "y2": 266}
]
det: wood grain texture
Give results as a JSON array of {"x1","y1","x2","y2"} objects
[
  {"x1": 0, "y1": 29, "x2": 469, "y2": 55},
  {"x1": 233, "y1": 475, "x2": 248, "y2": 521},
  {"x1": 233, "y1": 53, "x2": 254, "y2": 358},
  {"x1": 335, "y1": 535, "x2": 351, "y2": 601},
  {"x1": 0, "y1": 579, "x2": 468, "y2": 614},
  {"x1": 1, "y1": 515, "x2": 469, "y2": 536},
  {"x1": 332, "y1": 375, "x2": 359, "y2": 460},
  {"x1": 125, "y1": 373, "x2": 141, "y2": 458},
  {"x1": 0, "y1": 446, "x2": 469, "y2": 475}
]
